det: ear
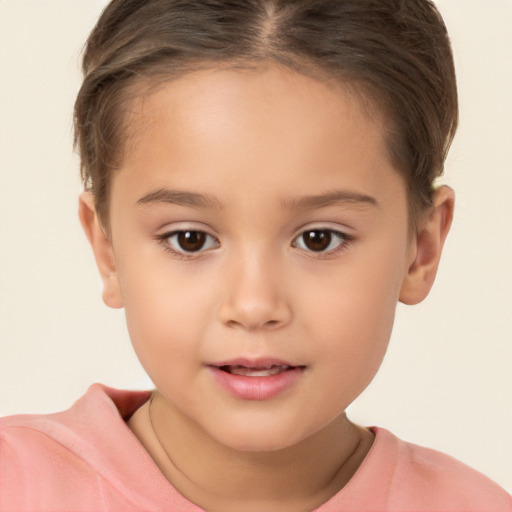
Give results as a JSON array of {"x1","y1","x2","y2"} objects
[
  {"x1": 399, "y1": 186, "x2": 455, "y2": 305},
  {"x1": 78, "y1": 192, "x2": 123, "y2": 309}
]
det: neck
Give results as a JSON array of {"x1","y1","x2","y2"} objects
[{"x1": 129, "y1": 391, "x2": 373, "y2": 512}]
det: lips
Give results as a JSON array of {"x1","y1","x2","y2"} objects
[
  {"x1": 207, "y1": 359, "x2": 305, "y2": 400},
  {"x1": 219, "y1": 364, "x2": 294, "y2": 377}
]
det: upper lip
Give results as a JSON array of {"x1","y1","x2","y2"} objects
[{"x1": 208, "y1": 357, "x2": 302, "y2": 369}]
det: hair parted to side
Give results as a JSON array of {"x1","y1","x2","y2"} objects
[{"x1": 74, "y1": 0, "x2": 458, "y2": 228}]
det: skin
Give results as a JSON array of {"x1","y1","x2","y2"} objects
[{"x1": 80, "y1": 64, "x2": 454, "y2": 512}]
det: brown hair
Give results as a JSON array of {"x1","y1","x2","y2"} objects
[{"x1": 74, "y1": 0, "x2": 458, "y2": 228}]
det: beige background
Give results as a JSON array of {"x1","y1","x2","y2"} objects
[{"x1": 1, "y1": 0, "x2": 511, "y2": 492}]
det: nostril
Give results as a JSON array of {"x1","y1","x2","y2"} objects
[
  {"x1": 219, "y1": 294, "x2": 292, "y2": 331},
  {"x1": 225, "y1": 317, "x2": 283, "y2": 331}
]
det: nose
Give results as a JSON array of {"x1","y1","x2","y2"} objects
[{"x1": 218, "y1": 250, "x2": 292, "y2": 331}]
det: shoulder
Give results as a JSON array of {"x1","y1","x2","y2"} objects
[
  {"x1": 322, "y1": 427, "x2": 511, "y2": 511},
  {"x1": 0, "y1": 384, "x2": 150, "y2": 458},
  {"x1": 380, "y1": 427, "x2": 512, "y2": 511},
  {"x1": 0, "y1": 384, "x2": 152, "y2": 512}
]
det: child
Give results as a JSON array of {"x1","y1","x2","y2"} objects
[{"x1": 1, "y1": 0, "x2": 511, "y2": 510}]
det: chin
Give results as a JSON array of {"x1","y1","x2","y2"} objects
[{"x1": 209, "y1": 419, "x2": 314, "y2": 453}]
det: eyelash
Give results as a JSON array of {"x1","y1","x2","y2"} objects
[
  {"x1": 292, "y1": 229, "x2": 353, "y2": 258},
  {"x1": 157, "y1": 230, "x2": 220, "y2": 259},
  {"x1": 156, "y1": 228, "x2": 353, "y2": 259}
]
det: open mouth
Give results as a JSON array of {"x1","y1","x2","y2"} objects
[
  {"x1": 209, "y1": 360, "x2": 305, "y2": 399},
  {"x1": 218, "y1": 364, "x2": 295, "y2": 377}
]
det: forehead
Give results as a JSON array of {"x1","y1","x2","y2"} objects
[
  {"x1": 127, "y1": 65, "x2": 384, "y2": 147},
  {"x1": 113, "y1": 64, "x2": 400, "y2": 208}
]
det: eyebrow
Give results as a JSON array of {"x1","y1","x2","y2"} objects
[
  {"x1": 282, "y1": 190, "x2": 379, "y2": 210},
  {"x1": 136, "y1": 187, "x2": 378, "y2": 212},
  {"x1": 136, "y1": 188, "x2": 223, "y2": 210}
]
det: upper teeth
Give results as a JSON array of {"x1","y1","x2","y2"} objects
[{"x1": 226, "y1": 365, "x2": 289, "y2": 377}]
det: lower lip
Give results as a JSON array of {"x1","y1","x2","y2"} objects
[{"x1": 208, "y1": 366, "x2": 304, "y2": 401}]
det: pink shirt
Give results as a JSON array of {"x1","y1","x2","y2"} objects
[{"x1": 1, "y1": 384, "x2": 511, "y2": 511}]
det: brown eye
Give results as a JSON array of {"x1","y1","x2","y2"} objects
[
  {"x1": 167, "y1": 231, "x2": 218, "y2": 253},
  {"x1": 302, "y1": 230, "x2": 331, "y2": 251},
  {"x1": 294, "y1": 229, "x2": 346, "y2": 253}
]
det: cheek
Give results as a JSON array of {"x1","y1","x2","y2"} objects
[
  {"x1": 301, "y1": 247, "x2": 406, "y2": 389},
  {"x1": 116, "y1": 255, "x2": 216, "y2": 372}
]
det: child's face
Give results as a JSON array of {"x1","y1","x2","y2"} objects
[{"x1": 97, "y1": 65, "x2": 417, "y2": 451}]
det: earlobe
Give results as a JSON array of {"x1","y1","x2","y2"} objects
[
  {"x1": 399, "y1": 186, "x2": 455, "y2": 305},
  {"x1": 78, "y1": 192, "x2": 124, "y2": 309}
]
